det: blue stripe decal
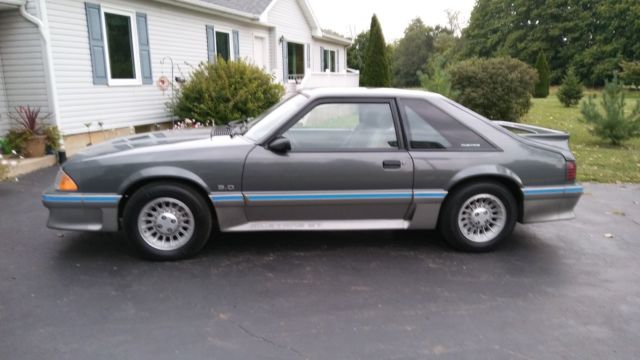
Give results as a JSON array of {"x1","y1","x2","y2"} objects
[
  {"x1": 247, "y1": 193, "x2": 414, "y2": 201},
  {"x1": 210, "y1": 195, "x2": 244, "y2": 202},
  {"x1": 42, "y1": 194, "x2": 121, "y2": 203},
  {"x1": 523, "y1": 185, "x2": 583, "y2": 196},
  {"x1": 414, "y1": 192, "x2": 447, "y2": 199}
]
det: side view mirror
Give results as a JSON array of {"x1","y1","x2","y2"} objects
[{"x1": 268, "y1": 136, "x2": 291, "y2": 153}]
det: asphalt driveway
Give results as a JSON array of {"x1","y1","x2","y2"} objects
[{"x1": 1, "y1": 167, "x2": 639, "y2": 359}]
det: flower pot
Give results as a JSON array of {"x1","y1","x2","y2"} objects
[{"x1": 24, "y1": 134, "x2": 46, "y2": 158}]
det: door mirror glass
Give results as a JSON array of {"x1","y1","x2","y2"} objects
[{"x1": 268, "y1": 136, "x2": 291, "y2": 153}]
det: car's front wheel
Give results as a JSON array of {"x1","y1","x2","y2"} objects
[
  {"x1": 439, "y1": 181, "x2": 517, "y2": 252},
  {"x1": 123, "y1": 182, "x2": 213, "y2": 260}
]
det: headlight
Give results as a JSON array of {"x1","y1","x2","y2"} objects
[{"x1": 55, "y1": 169, "x2": 78, "y2": 192}]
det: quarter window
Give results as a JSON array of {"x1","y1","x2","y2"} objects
[
  {"x1": 283, "y1": 103, "x2": 398, "y2": 151},
  {"x1": 102, "y1": 9, "x2": 140, "y2": 84},
  {"x1": 400, "y1": 99, "x2": 493, "y2": 150}
]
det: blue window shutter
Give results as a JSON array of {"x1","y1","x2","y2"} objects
[
  {"x1": 336, "y1": 49, "x2": 340, "y2": 72},
  {"x1": 84, "y1": 2, "x2": 107, "y2": 85},
  {"x1": 206, "y1": 25, "x2": 216, "y2": 63},
  {"x1": 232, "y1": 30, "x2": 240, "y2": 60},
  {"x1": 306, "y1": 43, "x2": 310, "y2": 68},
  {"x1": 136, "y1": 12, "x2": 152, "y2": 84},
  {"x1": 320, "y1": 46, "x2": 324, "y2": 72}
]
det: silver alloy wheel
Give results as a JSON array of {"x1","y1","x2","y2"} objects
[
  {"x1": 457, "y1": 193, "x2": 507, "y2": 243},
  {"x1": 137, "y1": 197, "x2": 195, "y2": 251}
]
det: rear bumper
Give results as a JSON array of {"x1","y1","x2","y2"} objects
[
  {"x1": 42, "y1": 192, "x2": 122, "y2": 232},
  {"x1": 520, "y1": 185, "x2": 583, "y2": 223}
]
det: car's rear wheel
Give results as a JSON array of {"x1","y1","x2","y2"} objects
[
  {"x1": 439, "y1": 181, "x2": 517, "y2": 252},
  {"x1": 123, "y1": 182, "x2": 212, "y2": 260}
]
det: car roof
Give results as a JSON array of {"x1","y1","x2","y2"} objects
[{"x1": 299, "y1": 87, "x2": 444, "y2": 100}]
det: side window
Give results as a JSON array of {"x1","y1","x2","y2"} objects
[
  {"x1": 283, "y1": 103, "x2": 398, "y2": 151},
  {"x1": 400, "y1": 99, "x2": 494, "y2": 150}
]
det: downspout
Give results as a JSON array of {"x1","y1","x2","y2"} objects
[{"x1": 19, "y1": 2, "x2": 64, "y2": 150}]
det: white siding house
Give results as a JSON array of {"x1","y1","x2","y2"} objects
[{"x1": 0, "y1": 0, "x2": 357, "y2": 152}]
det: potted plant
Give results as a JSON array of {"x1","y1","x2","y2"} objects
[{"x1": 9, "y1": 106, "x2": 51, "y2": 158}]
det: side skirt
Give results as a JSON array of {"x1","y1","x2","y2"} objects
[{"x1": 224, "y1": 219, "x2": 410, "y2": 232}]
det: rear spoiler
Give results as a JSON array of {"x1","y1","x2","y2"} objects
[{"x1": 493, "y1": 121, "x2": 570, "y2": 151}]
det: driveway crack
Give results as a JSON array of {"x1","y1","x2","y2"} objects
[{"x1": 234, "y1": 321, "x2": 309, "y2": 360}]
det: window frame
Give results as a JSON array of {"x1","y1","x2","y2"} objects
[
  {"x1": 100, "y1": 6, "x2": 142, "y2": 86},
  {"x1": 214, "y1": 28, "x2": 233, "y2": 61},
  {"x1": 323, "y1": 49, "x2": 336, "y2": 72},
  {"x1": 397, "y1": 97, "x2": 500, "y2": 152},
  {"x1": 286, "y1": 41, "x2": 306, "y2": 79},
  {"x1": 266, "y1": 97, "x2": 406, "y2": 153}
]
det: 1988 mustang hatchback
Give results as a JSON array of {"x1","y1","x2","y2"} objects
[{"x1": 43, "y1": 88, "x2": 582, "y2": 260}]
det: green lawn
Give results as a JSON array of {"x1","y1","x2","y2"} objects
[{"x1": 521, "y1": 88, "x2": 640, "y2": 183}]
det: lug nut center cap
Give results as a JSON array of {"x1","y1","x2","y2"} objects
[{"x1": 155, "y1": 212, "x2": 178, "y2": 235}]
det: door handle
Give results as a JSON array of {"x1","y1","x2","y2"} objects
[{"x1": 382, "y1": 160, "x2": 402, "y2": 169}]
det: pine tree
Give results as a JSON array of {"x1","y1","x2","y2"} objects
[
  {"x1": 557, "y1": 67, "x2": 584, "y2": 107},
  {"x1": 360, "y1": 15, "x2": 391, "y2": 87},
  {"x1": 534, "y1": 50, "x2": 550, "y2": 98},
  {"x1": 580, "y1": 75, "x2": 640, "y2": 145}
]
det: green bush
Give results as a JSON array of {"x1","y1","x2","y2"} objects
[
  {"x1": 580, "y1": 75, "x2": 640, "y2": 145},
  {"x1": 361, "y1": 14, "x2": 391, "y2": 87},
  {"x1": 0, "y1": 137, "x2": 11, "y2": 155},
  {"x1": 172, "y1": 59, "x2": 284, "y2": 125},
  {"x1": 533, "y1": 51, "x2": 550, "y2": 98},
  {"x1": 620, "y1": 60, "x2": 640, "y2": 90},
  {"x1": 419, "y1": 55, "x2": 457, "y2": 99},
  {"x1": 4, "y1": 129, "x2": 32, "y2": 155},
  {"x1": 449, "y1": 57, "x2": 538, "y2": 121},
  {"x1": 43, "y1": 126, "x2": 61, "y2": 151},
  {"x1": 557, "y1": 68, "x2": 584, "y2": 107}
]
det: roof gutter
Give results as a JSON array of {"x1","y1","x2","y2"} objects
[
  {"x1": 19, "y1": 1, "x2": 63, "y2": 146},
  {"x1": 312, "y1": 33, "x2": 352, "y2": 46},
  {"x1": 154, "y1": 0, "x2": 263, "y2": 23}
]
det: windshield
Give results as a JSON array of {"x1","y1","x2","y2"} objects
[{"x1": 243, "y1": 94, "x2": 308, "y2": 142}]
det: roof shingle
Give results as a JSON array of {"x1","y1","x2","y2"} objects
[{"x1": 197, "y1": 0, "x2": 273, "y2": 15}]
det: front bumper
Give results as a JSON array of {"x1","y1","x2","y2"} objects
[
  {"x1": 520, "y1": 185, "x2": 583, "y2": 223},
  {"x1": 42, "y1": 192, "x2": 122, "y2": 232}
]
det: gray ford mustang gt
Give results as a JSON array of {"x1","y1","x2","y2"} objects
[{"x1": 42, "y1": 88, "x2": 582, "y2": 260}]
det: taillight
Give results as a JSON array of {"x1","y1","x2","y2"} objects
[{"x1": 566, "y1": 160, "x2": 577, "y2": 182}]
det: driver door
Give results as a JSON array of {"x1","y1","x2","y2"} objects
[{"x1": 242, "y1": 98, "x2": 414, "y2": 224}]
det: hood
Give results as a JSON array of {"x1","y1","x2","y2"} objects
[{"x1": 67, "y1": 128, "x2": 252, "y2": 162}]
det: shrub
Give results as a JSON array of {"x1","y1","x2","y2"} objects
[
  {"x1": 620, "y1": 60, "x2": 640, "y2": 90},
  {"x1": 361, "y1": 14, "x2": 391, "y2": 87},
  {"x1": 172, "y1": 59, "x2": 284, "y2": 125},
  {"x1": 0, "y1": 137, "x2": 11, "y2": 155},
  {"x1": 4, "y1": 129, "x2": 32, "y2": 155},
  {"x1": 557, "y1": 68, "x2": 584, "y2": 107},
  {"x1": 533, "y1": 51, "x2": 550, "y2": 98},
  {"x1": 418, "y1": 55, "x2": 457, "y2": 99},
  {"x1": 43, "y1": 126, "x2": 61, "y2": 151},
  {"x1": 449, "y1": 57, "x2": 538, "y2": 121},
  {"x1": 580, "y1": 75, "x2": 640, "y2": 145}
]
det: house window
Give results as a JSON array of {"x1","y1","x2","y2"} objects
[
  {"x1": 323, "y1": 49, "x2": 336, "y2": 72},
  {"x1": 287, "y1": 42, "x2": 305, "y2": 81},
  {"x1": 216, "y1": 31, "x2": 231, "y2": 61},
  {"x1": 102, "y1": 8, "x2": 140, "y2": 85}
]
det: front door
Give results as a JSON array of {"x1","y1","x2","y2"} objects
[
  {"x1": 253, "y1": 36, "x2": 266, "y2": 70},
  {"x1": 242, "y1": 99, "x2": 414, "y2": 226}
]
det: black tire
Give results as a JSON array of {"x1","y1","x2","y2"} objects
[
  {"x1": 439, "y1": 181, "x2": 517, "y2": 252},
  {"x1": 123, "y1": 182, "x2": 213, "y2": 260}
]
